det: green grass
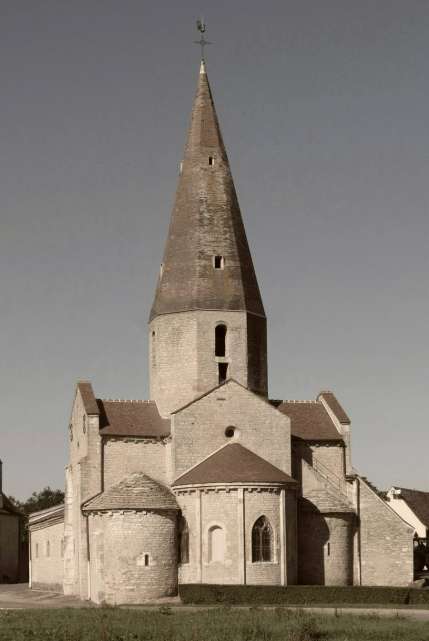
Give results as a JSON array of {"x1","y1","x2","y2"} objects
[{"x1": 0, "y1": 608, "x2": 428, "y2": 641}]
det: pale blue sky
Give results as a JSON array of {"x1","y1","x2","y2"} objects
[{"x1": 1, "y1": 1, "x2": 428, "y2": 499}]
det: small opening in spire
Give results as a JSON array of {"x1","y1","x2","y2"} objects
[
  {"x1": 213, "y1": 255, "x2": 224, "y2": 270},
  {"x1": 218, "y1": 363, "x2": 228, "y2": 384},
  {"x1": 208, "y1": 156, "x2": 214, "y2": 166},
  {"x1": 144, "y1": 554, "x2": 149, "y2": 566}
]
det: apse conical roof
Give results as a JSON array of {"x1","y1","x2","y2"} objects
[{"x1": 150, "y1": 61, "x2": 265, "y2": 321}]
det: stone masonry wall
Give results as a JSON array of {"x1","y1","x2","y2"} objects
[
  {"x1": 88, "y1": 510, "x2": 177, "y2": 604},
  {"x1": 201, "y1": 489, "x2": 239, "y2": 584},
  {"x1": 0, "y1": 513, "x2": 20, "y2": 582},
  {"x1": 150, "y1": 310, "x2": 254, "y2": 417},
  {"x1": 285, "y1": 489, "x2": 298, "y2": 584},
  {"x1": 30, "y1": 520, "x2": 64, "y2": 591},
  {"x1": 176, "y1": 486, "x2": 294, "y2": 586},
  {"x1": 298, "y1": 510, "x2": 354, "y2": 585},
  {"x1": 103, "y1": 439, "x2": 168, "y2": 488},
  {"x1": 245, "y1": 489, "x2": 281, "y2": 585},
  {"x1": 175, "y1": 490, "x2": 200, "y2": 585},
  {"x1": 150, "y1": 310, "x2": 268, "y2": 418},
  {"x1": 246, "y1": 313, "x2": 268, "y2": 396},
  {"x1": 292, "y1": 441, "x2": 345, "y2": 486},
  {"x1": 358, "y1": 478, "x2": 413, "y2": 586},
  {"x1": 149, "y1": 312, "x2": 198, "y2": 418},
  {"x1": 172, "y1": 380, "x2": 291, "y2": 481},
  {"x1": 65, "y1": 387, "x2": 102, "y2": 599}
]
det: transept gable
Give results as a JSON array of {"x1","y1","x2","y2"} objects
[{"x1": 171, "y1": 379, "x2": 292, "y2": 481}]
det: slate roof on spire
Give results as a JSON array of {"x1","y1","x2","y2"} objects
[{"x1": 150, "y1": 63, "x2": 265, "y2": 321}]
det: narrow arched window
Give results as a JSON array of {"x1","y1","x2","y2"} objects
[
  {"x1": 252, "y1": 516, "x2": 273, "y2": 562},
  {"x1": 215, "y1": 324, "x2": 227, "y2": 357},
  {"x1": 178, "y1": 516, "x2": 189, "y2": 564},
  {"x1": 208, "y1": 525, "x2": 225, "y2": 563}
]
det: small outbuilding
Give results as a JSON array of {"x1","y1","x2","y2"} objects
[
  {"x1": 386, "y1": 487, "x2": 429, "y2": 540},
  {"x1": 386, "y1": 486, "x2": 429, "y2": 572},
  {"x1": 0, "y1": 460, "x2": 23, "y2": 583}
]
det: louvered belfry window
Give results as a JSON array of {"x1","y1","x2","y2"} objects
[{"x1": 252, "y1": 516, "x2": 273, "y2": 562}]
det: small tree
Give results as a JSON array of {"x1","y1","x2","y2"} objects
[
  {"x1": 8, "y1": 487, "x2": 65, "y2": 543},
  {"x1": 21, "y1": 487, "x2": 65, "y2": 515}
]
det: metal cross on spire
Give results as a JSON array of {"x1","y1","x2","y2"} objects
[{"x1": 194, "y1": 19, "x2": 212, "y2": 61}]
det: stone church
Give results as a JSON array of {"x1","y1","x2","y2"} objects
[{"x1": 29, "y1": 60, "x2": 414, "y2": 604}]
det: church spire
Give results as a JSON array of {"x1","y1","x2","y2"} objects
[{"x1": 150, "y1": 61, "x2": 265, "y2": 321}]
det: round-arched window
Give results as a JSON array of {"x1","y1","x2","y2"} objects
[{"x1": 252, "y1": 516, "x2": 273, "y2": 563}]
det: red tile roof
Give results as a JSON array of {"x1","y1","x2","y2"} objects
[
  {"x1": 277, "y1": 401, "x2": 343, "y2": 441},
  {"x1": 173, "y1": 443, "x2": 296, "y2": 486},
  {"x1": 83, "y1": 473, "x2": 178, "y2": 512},
  {"x1": 318, "y1": 391, "x2": 350, "y2": 425},
  {"x1": 98, "y1": 399, "x2": 170, "y2": 438},
  {"x1": 77, "y1": 381, "x2": 100, "y2": 415}
]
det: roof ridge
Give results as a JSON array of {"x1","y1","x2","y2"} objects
[
  {"x1": 395, "y1": 486, "x2": 429, "y2": 495},
  {"x1": 281, "y1": 400, "x2": 319, "y2": 404},
  {"x1": 101, "y1": 398, "x2": 153, "y2": 403}
]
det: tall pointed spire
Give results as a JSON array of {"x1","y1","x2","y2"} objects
[{"x1": 150, "y1": 63, "x2": 265, "y2": 321}]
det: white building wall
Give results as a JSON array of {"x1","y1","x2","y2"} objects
[
  {"x1": 385, "y1": 490, "x2": 427, "y2": 537},
  {"x1": 30, "y1": 520, "x2": 64, "y2": 591}
]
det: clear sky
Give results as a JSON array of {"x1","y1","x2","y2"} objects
[{"x1": 1, "y1": 1, "x2": 428, "y2": 500}]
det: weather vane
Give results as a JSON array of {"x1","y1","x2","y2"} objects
[{"x1": 194, "y1": 19, "x2": 212, "y2": 61}]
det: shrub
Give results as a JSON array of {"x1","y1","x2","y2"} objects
[{"x1": 179, "y1": 584, "x2": 429, "y2": 607}]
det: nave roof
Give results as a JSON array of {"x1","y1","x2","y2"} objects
[
  {"x1": 76, "y1": 381, "x2": 170, "y2": 438},
  {"x1": 276, "y1": 391, "x2": 349, "y2": 442}
]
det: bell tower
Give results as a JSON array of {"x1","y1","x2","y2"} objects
[{"x1": 149, "y1": 60, "x2": 267, "y2": 416}]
